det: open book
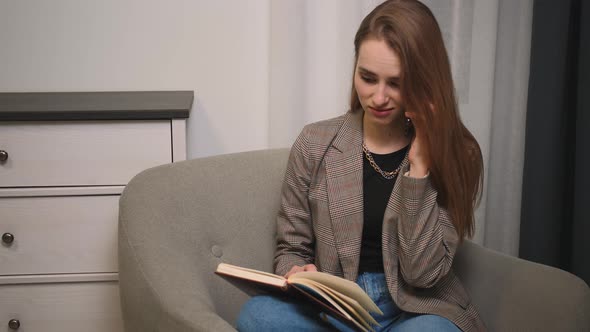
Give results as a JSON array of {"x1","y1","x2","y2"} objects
[{"x1": 215, "y1": 263, "x2": 383, "y2": 332}]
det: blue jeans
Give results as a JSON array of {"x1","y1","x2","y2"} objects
[{"x1": 236, "y1": 272, "x2": 460, "y2": 331}]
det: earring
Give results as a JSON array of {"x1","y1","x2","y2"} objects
[{"x1": 404, "y1": 117, "x2": 413, "y2": 137}]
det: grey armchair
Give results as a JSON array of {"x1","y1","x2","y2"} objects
[{"x1": 118, "y1": 149, "x2": 590, "y2": 331}]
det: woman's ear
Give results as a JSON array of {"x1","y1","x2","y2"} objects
[{"x1": 404, "y1": 116, "x2": 414, "y2": 137}]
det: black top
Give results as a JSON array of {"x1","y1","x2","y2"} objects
[{"x1": 359, "y1": 145, "x2": 409, "y2": 273}]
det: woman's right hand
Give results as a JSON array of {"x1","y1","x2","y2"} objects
[{"x1": 284, "y1": 264, "x2": 317, "y2": 278}]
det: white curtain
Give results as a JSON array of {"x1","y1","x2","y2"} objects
[
  {"x1": 483, "y1": 0, "x2": 533, "y2": 255},
  {"x1": 266, "y1": 0, "x2": 532, "y2": 253}
]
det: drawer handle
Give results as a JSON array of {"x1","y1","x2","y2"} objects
[
  {"x1": 0, "y1": 150, "x2": 7, "y2": 163},
  {"x1": 2, "y1": 233, "x2": 14, "y2": 245},
  {"x1": 8, "y1": 319, "x2": 20, "y2": 330}
]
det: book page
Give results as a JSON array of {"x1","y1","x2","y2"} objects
[
  {"x1": 216, "y1": 263, "x2": 378, "y2": 331},
  {"x1": 291, "y1": 278, "x2": 377, "y2": 332},
  {"x1": 290, "y1": 283, "x2": 353, "y2": 321},
  {"x1": 289, "y1": 271, "x2": 382, "y2": 315},
  {"x1": 308, "y1": 280, "x2": 379, "y2": 327}
]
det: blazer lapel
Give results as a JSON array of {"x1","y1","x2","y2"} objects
[{"x1": 324, "y1": 110, "x2": 364, "y2": 281}]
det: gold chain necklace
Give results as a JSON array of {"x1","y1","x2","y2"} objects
[{"x1": 362, "y1": 143, "x2": 407, "y2": 180}]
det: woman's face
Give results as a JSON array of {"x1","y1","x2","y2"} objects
[{"x1": 354, "y1": 38, "x2": 404, "y2": 129}]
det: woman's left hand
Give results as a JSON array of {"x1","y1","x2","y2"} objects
[{"x1": 404, "y1": 104, "x2": 433, "y2": 178}]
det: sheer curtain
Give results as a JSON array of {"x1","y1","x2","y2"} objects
[
  {"x1": 269, "y1": 0, "x2": 476, "y2": 148},
  {"x1": 267, "y1": 0, "x2": 532, "y2": 253}
]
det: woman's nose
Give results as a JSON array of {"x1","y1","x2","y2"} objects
[{"x1": 372, "y1": 85, "x2": 389, "y2": 106}]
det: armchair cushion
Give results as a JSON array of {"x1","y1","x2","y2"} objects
[{"x1": 118, "y1": 149, "x2": 590, "y2": 331}]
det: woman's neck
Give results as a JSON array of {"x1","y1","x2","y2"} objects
[{"x1": 363, "y1": 117, "x2": 409, "y2": 154}]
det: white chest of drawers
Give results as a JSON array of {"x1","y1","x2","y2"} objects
[{"x1": 0, "y1": 91, "x2": 192, "y2": 332}]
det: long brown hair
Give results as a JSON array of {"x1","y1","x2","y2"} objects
[{"x1": 351, "y1": 0, "x2": 483, "y2": 240}]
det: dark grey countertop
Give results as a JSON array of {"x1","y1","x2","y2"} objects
[{"x1": 0, "y1": 91, "x2": 193, "y2": 121}]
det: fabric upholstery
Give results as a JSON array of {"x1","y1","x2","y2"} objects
[{"x1": 118, "y1": 148, "x2": 590, "y2": 332}]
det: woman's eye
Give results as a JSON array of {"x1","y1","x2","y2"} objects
[
  {"x1": 388, "y1": 80, "x2": 399, "y2": 88},
  {"x1": 361, "y1": 75, "x2": 376, "y2": 84}
]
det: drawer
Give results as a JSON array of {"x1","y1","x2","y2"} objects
[
  {"x1": 0, "y1": 120, "x2": 171, "y2": 187},
  {"x1": 0, "y1": 195, "x2": 118, "y2": 276},
  {"x1": 0, "y1": 281, "x2": 123, "y2": 332}
]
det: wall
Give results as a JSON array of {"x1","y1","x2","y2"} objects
[
  {"x1": 0, "y1": 0, "x2": 494, "y2": 159},
  {"x1": 0, "y1": 0, "x2": 532, "y2": 249},
  {"x1": 0, "y1": 0, "x2": 270, "y2": 156}
]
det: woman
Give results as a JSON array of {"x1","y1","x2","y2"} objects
[{"x1": 238, "y1": 0, "x2": 485, "y2": 331}]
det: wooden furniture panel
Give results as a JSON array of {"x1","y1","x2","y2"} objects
[
  {"x1": 0, "y1": 91, "x2": 192, "y2": 332},
  {"x1": 0, "y1": 121, "x2": 171, "y2": 187},
  {"x1": 0, "y1": 282, "x2": 123, "y2": 332},
  {"x1": 0, "y1": 195, "x2": 119, "y2": 276}
]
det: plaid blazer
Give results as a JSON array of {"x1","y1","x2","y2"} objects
[{"x1": 274, "y1": 110, "x2": 487, "y2": 331}]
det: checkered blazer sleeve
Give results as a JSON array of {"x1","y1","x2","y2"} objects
[
  {"x1": 395, "y1": 172, "x2": 461, "y2": 288},
  {"x1": 273, "y1": 128, "x2": 316, "y2": 276}
]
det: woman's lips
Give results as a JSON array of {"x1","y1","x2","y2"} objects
[{"x1": 369, "y1": 106, "x2": 393, "y2": 118}]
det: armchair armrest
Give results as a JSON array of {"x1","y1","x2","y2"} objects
[
  {"x1": 454, "y1": 241, "x2": 590, "y2": 331},
  {"x1": 119, "y1": 221, "x2": 236, "y2": 332}
]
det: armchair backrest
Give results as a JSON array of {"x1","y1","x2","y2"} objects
[
  {"x1": 119, "y1": 149, "x2": 290, "y2": 328},
  {"x1": 119, "y1": 148, "x2": 590, "y2": 331}
]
